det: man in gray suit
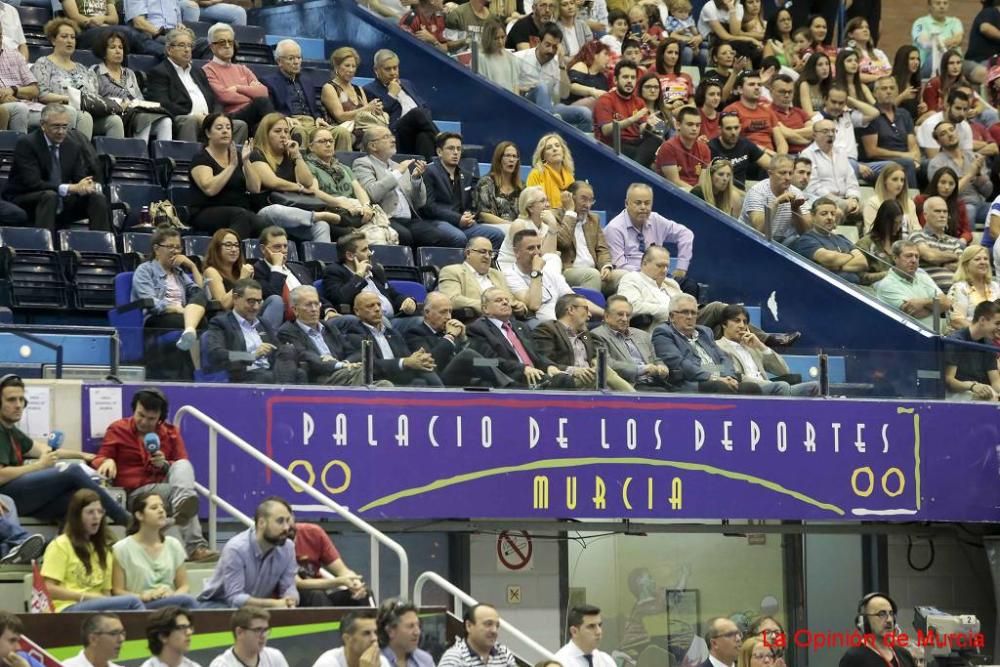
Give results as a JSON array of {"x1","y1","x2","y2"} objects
[
  {"x1": 352, "y1": 126, "x2": 442, "y2": 247},
  {"x1": 591, "y1": 295, "x2": 671, "y2": 391}
]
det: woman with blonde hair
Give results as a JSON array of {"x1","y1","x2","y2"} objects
[
  {"x1": 526, "y1": 133, "x2": 576, "y2": 207},
  {"x1": 862, "y1": 163, "x2": 918, "y2": 235},
  {"x1": 691, "y1": 158, "x2": 743, "y2": 218},
  {"x1": 947, "y1": 246, "x2": 1000, "y2": 331},
  {"x1": 477, "y1": 18, "x2": 520, "y2": 94},
  {"x1": 496, "y1": 185, "x2": 566, "y2": 276},
  {"x1": 248, "y1": 112, "x2": 342, "y2": 242},
  {"x1": 737, "y1": 636, "x2": 776, "y2": 667},
  {"x1": 320, "y1": 46, "x2": 387, "y2": 148}
]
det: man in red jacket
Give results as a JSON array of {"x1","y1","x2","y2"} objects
[{"x1": 92, "y1": 388, "x2": 217, "y2": 562}]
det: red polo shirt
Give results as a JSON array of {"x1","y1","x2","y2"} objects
[
  {"x1": 724, "y1": 99, "x2": 779, "y2": 151},
  {"x1": 655, "y1": 135, "x2": 710, "y2": 185},
  {"x1": 593, "y1": 89, "x2": 646, "y2": 144},
  {"x1": 93, "y1": 418, "x2": 189, "y2": 491},
  {"x1": 772, "y1": 103, "x2": 810, "y2": 153}
]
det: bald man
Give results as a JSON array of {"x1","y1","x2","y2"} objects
[{"x1": 909, "y1": 195, "x2": 963, "y2": 291}]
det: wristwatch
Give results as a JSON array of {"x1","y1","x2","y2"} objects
[{"x1": 529, "y1": 270, "x2": 542, "y2": 279}]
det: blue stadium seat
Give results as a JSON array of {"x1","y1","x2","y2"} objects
[
  {"x1": 121, "y1": 231, "x2": 153, "y2": 269},
  {"x1": 152, "y1": 141, "x2": 201, "y2": 187},
  {"x1": 389, "y1": 280, "x2": 426, "y2": 304},
  {"x1": 746, "y1": 306, "x2": 762, "y2": 329},
  {"x1": 184, "y1": 235, "x2": 213, "y2": 258},
  {"x1": 16, "y1": 6, "x2": 50, "y2": 47},
  {"x1": 264, "y1": 35, "x2": 325, "y2": 60},
  {"x1": 58, "y1": 230, "x2": 124, "y2": 311},
  {"x1": 594, "y1": 210, "x2": 607, "y2": 227},
  {"x1": 573, "y1": 286, "x2": 606, "y2": 308},
  {"x1": 95, "y1": 137, "x2": 157, "y2": 185},
  {"x1": 0, "y1": 227, "x2": 70, "y2": 309},
  {"x1": 371, "y1": 244, "x2": 414, "y2": 267},
  {"x1": 243, "y1": 238, "x2": 300, "y2": 262},
  {"x1": 108, "y1": 271, "x2": 181, "y2": 364},
  {"x1": 127, "y1": 54, "x2": 158, "y2": 72},
  {"x1": 335, "y1": 151, "x2": 364, "y2": 167},
  {"x1": 436, "y1": 120, "x2": 462, "y2": 134},
  {"x1": 111, "y1": 183, "x2": 168, "y2": 229},
  {"x1": 415, "y1": 246, "x2": 463, "y2": 289},
  {"x1": 301, "y1": 241, "x2": 339, "y2": 279},
  {"x1": 247, "y1": 63, "x2": 280, "y2": 81}
]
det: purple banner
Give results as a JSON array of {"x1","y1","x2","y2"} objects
[{"x1": 82, "y1": 385, "x2": 1000, "y2": 522}]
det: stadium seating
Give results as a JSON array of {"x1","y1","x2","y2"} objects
[
  {"x1": 58, "y1": 230, "x2": 125, "y2": 311},
  {"x1": 0, "y1": 227, "x2": 70, "y2": 310}
]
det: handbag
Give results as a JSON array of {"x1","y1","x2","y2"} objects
[
  {"x1": 357, "y1": 203, "x2": 399, "y2": 245},
  {"x1": 268, "y1": 191, "x2": 327, "y2": 211},
  {"x1": 81, "y1": 92, "x2": 122, "y2": 119}
]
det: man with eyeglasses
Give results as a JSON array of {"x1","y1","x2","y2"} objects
[
  {"x1": 591, "y1": 295, "x2": 671, "y2": 390},
  {"x1": 767, "y1": 74, "x2": 812, "y2": 154},
  {"x1": 811, "y1": 84, "x2": 878, "y2": 182},
  {"x1": 210, "y1": 608, "x2": 289, "y2": 667},
  {"x1": 142, "y1": 606, "x2": 199, "y2": 667},
  {"x1": 203, "y1": 23, "x2": 275, "y2": 132},
  {"x1": 652, "y1": 293, "x2": 763, "y2": 394},
  {"x1": 262, "y1": 40, "x2": 339, "y2": 146},
  {"x1": 604, "y1": 183, "x2": 694, "y2": 276},
  {"x1": 421, "y1": 132, "x2": 504, "y2": 250},
  {"x1": 698, "y1": 618, "x2": 743, "y2": 667},
  {"x1": 64, "y1": 614, "x2": 126, "y2": 667},
  {"x1": 202, "y1": 278, "x2": 286, "y2": 384},
  {"x1": 800, "y1": 119, "x2": 863, "y2": 225},
  {"x1": 199, "y1": 498, "x2": 300, "y2": 609},
  {"x1": 363, "y1": 50, "x2": 438, "y2": 160},
  {"x1": 558, "y1": 181, "x2": 623, "y2": 293},
  {"x1": 437, "y1": 236, "x2": 526, "y2": 318},
  {"x1": 3, "y1": 103, "x2": 107, "y2": 232},
  {"x1": 841, "y1": 594, "x2": 914, "y2": 667},
  {"x1": 145, "y1": 28, "x2": 250, "y2": 143}
]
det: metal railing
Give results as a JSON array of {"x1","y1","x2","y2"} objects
[
  {"x1": 0, "y1": 323, "x2": 120, "y2": 379},
  {"x1": 413, "y1": 571, "x2": 557, "y2": 662},
  {"x1": 175, "y1": 405, "x2": 410, "y2": 600}
]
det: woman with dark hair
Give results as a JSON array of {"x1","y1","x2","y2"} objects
[
  {"x1": 748, "y1": 616, "x2": 786, "y2": 667},
  {"x1": 112, "y1": 492, "x2": 197, "y2": 609},
  {"x1": 803, "y1": 15, "x2": 837, "y2": 61},
  {"x1": 203, "y1": 228, "x2": 284, "y2": 328},
  {"x1": 189, "y1": 113, "x2": 268, "y2": 240},
  {"x1": 477, "y1": 18, "x2": 520, "y2": 94},
  {"x1": 91, "y1": 29, "x2": 171, "y2": 143},
  {"x1": 857, "y1": 200, "x2": 903, "y2": 284},
  {"x1": 762, "y1": 8, "x2": 793, "y2": 67},
  {"x1": 695, "y1": 78, "x2": 723, "y2": 140},
  {"x1": 566, "y1": 41, "x2": 611, "y2": 107},
  {"x1": 835, "y1": 49, "x2": 875, "y2": 106},
  {"x1": 41, "y1": 489, "x2": 144, "y2": 612},
  {"x1": 131, "y1": 225, "x2": 208, "y2": 379},
  {"x1": 795, "y1": 51, "x2": 831, "y2": 117},
  {"x1": 704, "y1": 41, "x2": 744, "y2": 102},
  {"x1": 915, "y1": 167, "x2": 972, "y2": 244},
  {"x1": 655, "y1": 39, "x2": 694, "y2": 109},
  {"x1": 923, "y1": 48, "x2": 967, "y2": 112},
  {"x1": 31, "y1": 18, "x2": 124, "y2": 139},
  {"x1": 477, "y1": 141, "x2": 523, "y2": 229},
  {"x1": 697, "y1": 0, "x2": 762, "y2": 64},
  {"x1": 141, "y1": 606, "x2": 199, "y2": 667},
  {"x1": 891, "y1": 45, "x2": 927, "y2": 121},
  {"x1": 636, "y1": 72, "x2": 670, "y2": 140},
  {"x1": 844, "y1": 17, "x2": 891, "y2": 84}
]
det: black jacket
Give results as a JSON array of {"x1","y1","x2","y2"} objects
[
  {"x1": 321, "y1": 261, "x2": 406, "y2": 315},
  {"x1": 202, "y1": 311, "x2": 279, "y2": 382},
  {"x1": 145, "y1": 59, "x2": 221, "y2": 117},
  {"x1": 467, "y1": 317, "x2": 559, "y2": 382},
  {"x1": 3, "y1": 129, "x2": 99, "y2": 199},
  {"x1": 276, "y1": 319, "x2": 351, "y2": 382},
  {"x1": 420, "y1": 159, "x2": 476, "y2": 226}
]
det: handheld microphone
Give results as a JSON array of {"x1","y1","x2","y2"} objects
[
  {"x1": 47, "y1": 430, "x2": 64, "y2": 449},
  {"x1": 144, "y1": 432, "x2": 160, "y2": 454}
]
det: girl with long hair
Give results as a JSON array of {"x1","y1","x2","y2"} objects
[
  {"x1": 835, "y1": 49, "x2": 875, "y2": 105},
  {"x1": 862, "y1": 163, "x2": 919, "y2": 235},
  {"x1": 795, "y1": 51, "x2": 832, "y2": 116},
  {"x1": 891, "y1": 45, "x2": 927, "y2": 121},
  {"x1": 691, "y1": 158, "x2": 743, "y2": 218},
  {"x1": 526, "y1": 133, "x2": 575, "y2": 207},
  {"x1": 477, "y1": 141, "x2": 524, "y2": 228},
  {"x1": 695, "y1": 78, "x2": 724, "y2": 141},
  {"x1": 844, "y1": 16, "x2": 891, "y2": 83},
  {"x1": 566, "y1": 41, "x2": 611, "y2": 108},
  {"x1": 857, "y1": 200, "x2": 903, "y2": 284}
]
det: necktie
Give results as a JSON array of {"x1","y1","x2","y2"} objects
[
  {"x1": 584, "y1": 656, "x2": 594, "y2": 667},
  {"x1": 49, "y1": 145, "x2": 61, "y2": 183},
  {"x1": 502, "y1": 321, "x2": 533, "y2": 367}
]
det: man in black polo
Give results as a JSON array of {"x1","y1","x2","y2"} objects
[{"x1": 943, "y1": 300, "x2": 1000, "y2": 401}]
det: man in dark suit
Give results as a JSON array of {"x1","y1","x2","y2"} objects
[
  {"x1": 202, "y1": 279, "x2": 281, "y2": 383},
  {"x1": 261, "y1": 40, "x2": 338, "y2": 146},
  {"x1": 2, "y1": 104, "x2": 106, "y2": 233},
  {"x1": 403, "y1": 292, "x2": 514, "y2": 388},
  {"x1": 591, "y1": 295, "x2": 671, "y2": 391},
  {"x1": 421, "y1": 132, "x2": 504, "y2": 250},
  {"x1": 144, "y1": 27, "x2": 248, "y2": 143},
  {"x1": 700, "y1": 618, "x2": 743, "y2": 667},
  {"x1": 342, "y1": 292, "x2": 443, "y2": 386},
  {"x1": 363, "y1": 49, "x2": 438, "y2": 159},
  {"x1": 467, "y1": 287, "x2": 574, "y2": 389},
  {"x1": 533, "y1": 293, "x2": 634, "y2": 391},
  {"x1": 253, "y1": 226, "x2": 336, "y2": 322},
  {"x1": 277, "y1": 285, "x2": 372, "y2": 386},
  {"x1": 651, "y1": 293, "x2": 762, "y2": 395},
  {"x1": 321, "y1": 231, "x2": 417, "y2": 317}
]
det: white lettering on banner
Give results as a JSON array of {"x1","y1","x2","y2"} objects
[
  {"x1": 557, "y1": 418, "x2": 569, "y2": 449},
  {"x1": 303, "y1": 412, "x2": 314, "y2": 445},
  {"x1": 529, "y1": 417, "x2": 539, "y2": 448},
  {"x1": 751, "y1": 420, "x2": 760, "y2": 451},
  {"x1": 396, "y1": 414, "x2": 409, "y2": 447},
  {"x1": 482, "y1": 417, "x2": 492, "y2": 448},
  {"x1": 334, "y1": 413, "x2": 347, "y2": 446},
  {"x1": 368, "y1": 414, "x2": 378, "y2": 446},
  {"x1": 722, "y1": 421, "x2": 733, "y2": 451},
  {"x1": 804, "y1": 422, "x2": 816, "y2": 452},
  {"x1": 694, "y1": 420, "x2": 705, "y2": 451},
  {"x1": 855, "y1": 423, "x2": 866, "y2": 453},
  {"x1": 832, "y1": 422, "x2": 841, "y2": 452},
  {"x1": 654, "y1": 419, "x2": 663, "y2": 450}
]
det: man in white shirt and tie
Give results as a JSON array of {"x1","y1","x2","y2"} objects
[
  {"x1": 346, "y1": 292, "x2": 443, "y2": 387},
  {"x1": 554, "y1": 605, "x2": 616, "y2": 667},
  {"x1": 698, "y1": 618, "x2": 743, "y2": 667}
]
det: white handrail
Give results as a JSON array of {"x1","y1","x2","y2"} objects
[
  {"x1": 175, "y1": 404, "x2": 409, "y2": 599},
  {"x1": 412, "y1": 571, "x2": 556, "y2": 662}
]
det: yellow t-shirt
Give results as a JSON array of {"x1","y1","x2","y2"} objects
[{"x1": 40, "y1": 534, "x2": 114, "y2": 612}]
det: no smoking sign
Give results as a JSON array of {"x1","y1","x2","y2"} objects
[{"x1": 496, "y1": 530, "x2": 534, "y2": 571}]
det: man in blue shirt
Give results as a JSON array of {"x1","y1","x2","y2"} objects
[
  {"x1": 790, "y1": 197, "x2": 868, "y2": 284},
  {"x1": 378, "y1": 600, "x2": 436, "y2": 667},
  {"x1": 198, "y1": 497, "x2": 299, "y2": 609}
]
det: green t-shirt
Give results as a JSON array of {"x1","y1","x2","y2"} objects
[{"x1": 0, "y1": 424, "x2": 33, "y2": 467}]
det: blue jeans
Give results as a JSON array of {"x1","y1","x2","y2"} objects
[
  {"x1": 860, "y1": 157, "x2": 919, "y2": 188},
  {"x1": 258, "y1": 294, "x2": 286, "y2": 332},
  {"x1": 760, "y1": 380, "x2": 821, "y2": 396},
  {"x1": 180, "y1": 0, "x2": 200, "y2": 21},
  {"x1": 0, "y1": 494, "x2": 29, "y2": 559},
  {"x1": 0, "y1": 465, "x2": 128, "y2": 524},
  {"x1": 198, "y1": 1, "x2": 247, "y2": 24},
  {"x1": 62, "y1": 595, "x2": 145, "y2": 612},
  {"x1": 463, "y1": 222, "x2": 505, "y2": 250},
  {"x1": 428, "y1": 220, "x2": 469, "y2": 248},
  {"x1": 526, "y1": 85, "x2": 593, "y2": 133},
  {"x1": 145, "y1": 594, "x2": 199, "y2": 609}
]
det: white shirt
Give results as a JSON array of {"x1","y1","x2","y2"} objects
[
  {"x1": 513, "y1": 48, "x2": 561, "y2": 92},
  {"x1": 915, "y1": 111, "x2": 973, "y2": 151},
  {"x1": 572, "y1": 219, "x2": 596, "y2": 269},
  {"x1": 709, "y1": 656, "x2": 734, "y2": 667},
  {"x1": 504, "y1": 264, "x2": 573, "y2": 322},
  {"x1": 0, "y1": 4, "x2": 26, "y2": 51},
  {"x1": 313, "y1": 647, "x2": 390, "y2": 667},
  {"x1": 140, "y1": 657, "x2": 203, "y2": 667},
  {"x1": 395, "y1": 87, "x2": 418, "y2": 118},
  {"x1": 800, "y1": 142, "x2": 861, "y2": 202},
  {"x1": 615, "y1": 271, "x2": 681, "y2": 323},
  {"x1": 553, "y1": 641, "x2": 616, "y2": 667},
  {"x1": 465, "y1": 262, "x2": 494, "y2": 291},
  {"x1": 716, "y1": 337, "x2": 768, "y2": 381},
  {"x1": 363, "y1": 322, "x2": 396, "y2": 360},
  {"x1": 63, "y1": 653, "x2": 122, "y2": 667},
  {"x1": 169, "y1": 59, "x2": 209, "y2": 117},
  {"x1": 697, "y1": 1, "x2": 743, "y2": 38},
  {"x1": 384, "y1": 159, "x2": 412, "y2": 219},
  {"x1": 210, "y1": 648, "x2": 288, "y2": 667},
  {"x1": 810, "y1": 110, "x2": 866, "y2": 159}
]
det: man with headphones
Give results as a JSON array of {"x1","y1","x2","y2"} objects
[
  {"x1": 840, "y1": 593, "x2": 915, "y2": 667},
  {"x1": 91, "y1": 388, "x2": 217, "y2": 562},
  {"x1": 0, "y1": 375, "x2": 128, "y2": 524}
]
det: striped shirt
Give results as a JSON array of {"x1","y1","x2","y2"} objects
[
  {"x1": 437, "y1": 639, "x2": 516, "y2": 667},
  {"x1": 908, "y1": 229, "x2": 962, "y2": 290}
]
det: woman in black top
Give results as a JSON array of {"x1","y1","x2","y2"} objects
[
  {"x1": 188, "y1": 113, "x2": 268, "y2": 239},
  {"x1": 565, "y1": 41, "x2": 611, "y2": 107}
]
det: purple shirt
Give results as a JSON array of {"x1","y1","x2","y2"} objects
[
  {"x1": 197, "y1": 528, "x2": 298, "y2": 607},
  {"x1": 604, "y1": 210, "x2": 695, "y2": 272}
]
